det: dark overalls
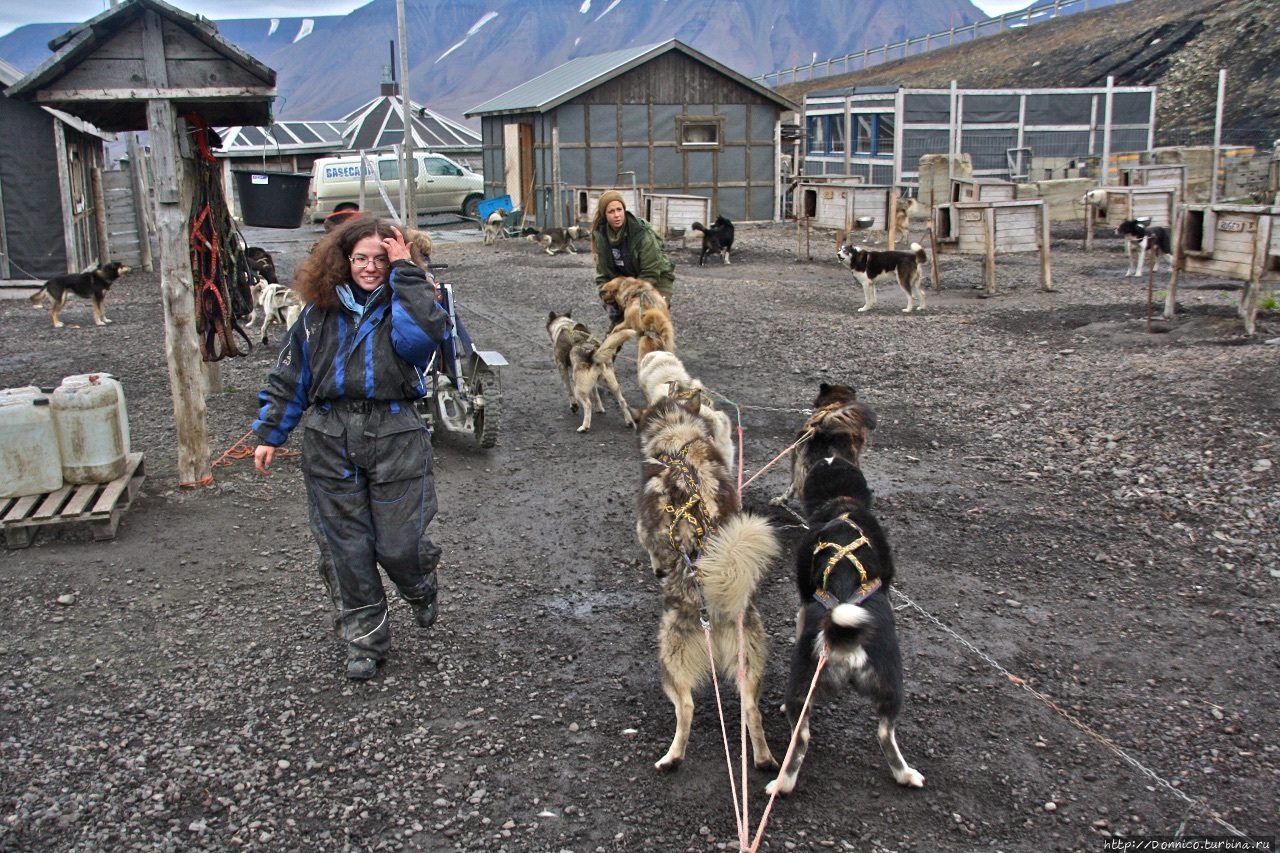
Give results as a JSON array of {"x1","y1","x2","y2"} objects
[{"x1": 252, "y1": 260, "x2": 450, "y2": 664}]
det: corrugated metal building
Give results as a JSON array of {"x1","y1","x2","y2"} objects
[{"x1": 466, "y1": 39, "x2": 797, "y2": 227}]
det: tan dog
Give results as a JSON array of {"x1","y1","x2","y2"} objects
[
  {"x1": 635, "y1": 394, "x2": 780, "y2": 772},
  {"x1": 403, "y1": 229, "x2": 434, "y2": 265},
  {"x1": 483, "y1": 209, "x2": 507, "y2": 245},
  {"x1": 894, "y1": 196, "x2": 922, "y2": 236},
  {"x1": 256, "y1": 282, "x2": 302, "y2": 345},
  {"x1": 772, "y1": 382, "x2": 878, "y2": 506},
  {"x1": 546, "y1": 311, "x2": 637, "y2": 432},
  {"x1": 599, "y1": 276, "x2": 675, "y2": 360},
  {"x1": 635, "y1": 350, "x2": 734, "y2": 466}
]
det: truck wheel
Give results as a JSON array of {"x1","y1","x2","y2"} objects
[
  {"x1": 461, "y1": 194, "x2": 482, "y2": 220},
  {"x1": 473, "y1": 366, "x2": 501, "y2": 449}
]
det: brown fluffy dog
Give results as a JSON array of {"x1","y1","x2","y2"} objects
[
  {"x1": 546, "y1": 311, "x2": 637, "y2": 432},
  {"x1": 772, "y1": 382, "x2": 878, "y2": 506},
  {"x1": 635, "y1": 350, "x2": 734, "y2": 467},
  {"x1": 599, "y1": 276, "x2": 675, "y2": 360},
  {"x1": 636, "y1": 394, "x2": 780, "y2": 772}
]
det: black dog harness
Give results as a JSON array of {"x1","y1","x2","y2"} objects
[{"x1": 811, "y1": 513, "x2": 881, "y2": 610}]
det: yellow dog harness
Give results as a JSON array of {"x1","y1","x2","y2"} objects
[{"x1": 811, "y1": 513, "x2": 881, "y2": 609}]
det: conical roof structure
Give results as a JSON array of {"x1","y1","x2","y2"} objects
[{"x1": 341, "y1": 95, "x2": 480, "y2": 164}]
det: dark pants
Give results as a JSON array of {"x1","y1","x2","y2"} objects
[{"x1": 302, "y1": 403, "x2": 441, "y2": 661}]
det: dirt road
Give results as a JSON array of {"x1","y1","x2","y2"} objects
[{"x1": 1, "y1": 217, "x2": 1277, "y2": 851}]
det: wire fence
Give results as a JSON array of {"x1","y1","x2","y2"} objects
[{"x1": 756, "y1": 0, "x2": 1134, "y2": 88}]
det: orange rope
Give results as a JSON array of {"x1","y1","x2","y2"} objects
[
  {"x1": 211, "y1": 430, "x2": 300, "y2": 470},
  {"x1": 740, "y1": 428, "x2": 813, "y2": 491}
]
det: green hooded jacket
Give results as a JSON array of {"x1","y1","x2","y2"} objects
[{"x1": 594, "y1": 211, "x2": 675, "y2": 298}]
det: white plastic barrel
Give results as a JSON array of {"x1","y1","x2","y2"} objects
[
  {"x1": 0, "y1": 385, "x2": 42, "y2": 401},
  {"x1": 60, "y1": 373, "x2": 130, "y2": 454},
  {"x1": 50, "y1": 377, "x2": 127, "y2": 485},
  {"x1": 0, "y1": 395, "x2": 64, "y2": 498}
]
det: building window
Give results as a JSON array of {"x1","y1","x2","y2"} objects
[
  {"x1": 806, "y1": 115, "x2": 848, "y2": 155},
  {"x1": 676, "y1": 115, "x2": 725, "y2": 151},
  {"x1": 853, "y1": 114, "x2": 895, "y2": 157}
]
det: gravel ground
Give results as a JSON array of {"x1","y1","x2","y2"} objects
[{"x1": 1, "y1": 215, "x2": 1278, "y2": 852}]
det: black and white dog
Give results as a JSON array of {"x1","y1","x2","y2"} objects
[
  {"x1": 766, "y1": 455, "x2": 924, "y2": 796},
  {"x1": 837, "y1": 243, "x2": 928, "y2": 313},
  {"x1": 691, "y1": 217, "x2": 734, "y2": 266},
  {"x1": 1116, "y1": 219, "x2": 1172, "y2": 277}
]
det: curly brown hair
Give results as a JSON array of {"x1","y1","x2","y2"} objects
[{"x1": 293, "y1": 216, "x2": 399, "y2": 310}]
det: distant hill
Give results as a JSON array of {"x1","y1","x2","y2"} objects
[
  {"x1": 0, "y1": 0, "x2": 987, "y2": 124},
  {"x1": 777, "y1": 0, "x2": 1280, "y2": 138}
]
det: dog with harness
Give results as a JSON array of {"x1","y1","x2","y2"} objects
[
  {"x1": 773, "y1": 383, "x2": 877, "y2": 506},
  {"x1": 635, "y1": 393, "x2": 780, "y2": 772},
  {"x1": 600, "y1": 275, "x2": 676, "y2": 360},
  {"x1": 766, "y1": 455, "x2": 924, "y2": 796}
]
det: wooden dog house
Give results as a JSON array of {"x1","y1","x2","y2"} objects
[
  {"x1": 1167, "y1": 203, "x2": 1279, "y2": 335},
  {"x1": 1117, "y1": 164, "x2": 1187, "y2": 198},
  {"x1": 643, "y1": 193, "x2": 711, "y2": 243},
  {"x1": 1085, "y1": 186, "x2": 1178, "y2": 249},
  {"x1": 931, "y1": 199, "x2": 1052, "y2": 295},
  {"x1": 794, "y1": 182, "x2": 912, "y2": 259},
  {"x1": 950, "y1": 178, "x2": 1017, "y2": 203}
]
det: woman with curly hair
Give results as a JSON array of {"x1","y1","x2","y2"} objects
[{"x1": 251, "y1": 216, "x2": 450, "y2": 681}]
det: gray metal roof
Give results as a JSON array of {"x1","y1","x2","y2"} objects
[
  {"x1": 215, "y1": 121, "x2": 347, "y2": 156},
  {"x1": 342, "y1": 97, "x2": 481, "y2": 152},
  {"x1": 466, "y1": 39, "x2": 797, "y2": 118}
]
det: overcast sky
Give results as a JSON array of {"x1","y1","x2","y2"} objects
[{"x1": 0, "y1": 0, "x2": 1032, "y2": 39}]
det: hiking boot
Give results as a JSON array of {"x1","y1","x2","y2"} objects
[
  {"x1": 413, "y1": 599, "x2": 438, "y2": 630},
  {"x1": 346, "y1": 658, "x2": 378, "y2": 681}
]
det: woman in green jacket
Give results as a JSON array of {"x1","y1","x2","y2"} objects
[{"x1": 592, "y1": 190, "x2": 675, "y2": 310}]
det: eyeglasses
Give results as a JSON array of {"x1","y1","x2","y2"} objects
[{"x1": 349, "y1": 255, "x2": 390, "y2": 270}]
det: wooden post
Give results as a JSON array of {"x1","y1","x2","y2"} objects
[
  {"x1": 397, "y1": 0, "x2": 416, "y2": 224},
  {"x1": 887, "y1": 193, "x2": 898, "y2": 250},
  {"x1": 52, "y1": 121, "x2": 77, "y2": 273},
  {"x1": 927, "y1": 218, "x2": 942, "y2": 293},
  {"x1": 148, "y1": 99, "x2": 211, "y2": 486},
  {"x1": 91, "y1": 164, "x2": 111, "y2": 264},
  {"x1": 127, "y1": 134, "x2": 153, "y2": 272},
  {"x1": 983, "y1": 207, "x2": 997, "y2": 295},
  {"x1": 1084, "y1": 200, "x2": 1095, "y2": 251},
  {"x1": 1039, "y1": 202, "x2": 1053, "y2": 291},
  {"x1": 1242, "y1": 214, "x2": 1270, "y2": 335},
  {"x1": 1164, "y1": 207, "x2": 1184, "y2": 321}
]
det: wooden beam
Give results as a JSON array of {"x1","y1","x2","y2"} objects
[
  {"x1": 52, "y1": 121, "x2": 78, "y2": 274},
  {"x1": 147, "y1": 98, "x2": 211, "y2": 486},
  {"x1": 34, "y1": 87, "x2": 275, "y2": 101},
  {"x1": 91, "y1": 164, "x2": 111, "y2": 264},
  {"x1": 1039, "y1": 202, "x2": 1053, "y2": 291}
]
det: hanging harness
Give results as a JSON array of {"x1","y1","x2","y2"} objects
[
  {"x1": 185, "y1": 114, "x2": 254, "y2": 361},
  {"x1": 811, "y1": 513, "x2": 881, "y2": 610}
]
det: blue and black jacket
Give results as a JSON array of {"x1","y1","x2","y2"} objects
[{"x1": 251, "y1": 260, "x2": 450, "y2": 448}]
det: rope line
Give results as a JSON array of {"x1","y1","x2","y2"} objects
[{"x1": 891, "y1": 586, "x2": 1251, "y2": 839}]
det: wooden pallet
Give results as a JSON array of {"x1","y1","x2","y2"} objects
[{"x1": 1, "y1": 453, "x2": 146, "y2": 549}]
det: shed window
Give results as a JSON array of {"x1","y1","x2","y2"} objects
[{"x1": 676, "y1": 115, "x2": 725, "y2": 151}]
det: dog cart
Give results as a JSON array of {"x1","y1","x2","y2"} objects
[
  {"x1": 476, "y1": 195, "x2": 525, "y2": 239},
  {"x1": 415, "y1": 268, "x2": 506, "y2": 448}
]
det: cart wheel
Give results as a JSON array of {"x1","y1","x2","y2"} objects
[{"x1": 473, "y1": 366, "x2": 501, "y2": 449}]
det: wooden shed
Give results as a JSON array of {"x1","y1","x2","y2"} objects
[
  {"x1": 466, "y1": 39, "x2": 797, "y2": 228},
  {"x1": 1167, "y1": 203, "x2": 1279, "y2": 336},
  {"x1": 932, "y1": 199, "x2": 1052, "y2": 295},
  {"x1": 0, "y1": 59, "x2": 114, "y2": 281},
  {"x1": 6, "y1": 0, "x2": 275, "y2": 486}
]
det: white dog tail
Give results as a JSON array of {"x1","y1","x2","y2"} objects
[
  {"x1": 593, "y1": 327, "x2": 636, "y2": 364},
  {"x1": 831, "y1": 602, "x2": 873, "y2": 629},
  {"x1": 910, "y1": 242, "x2": 926, "y2": 264},
  {"x1": 696, "y1": 514, "x2": 779, "y2": 617}
]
